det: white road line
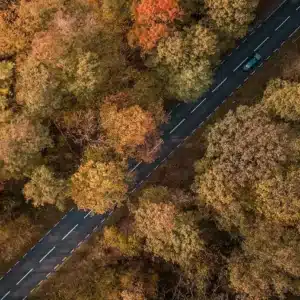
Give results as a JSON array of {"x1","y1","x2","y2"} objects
[
  {"x1": 214, "y1": 106, "x2": 219, "y2": 112},
  {"x1": 233, "y1": 57, "x2": 249, "y2": 72},
  {"x1": 161, "y1": 158, "x2": 167, "y2": 163},
  {"x1": 251, "y1": 70, "x2": 256, "y2": 75},
  {"x1": 190, "y1": 98, "x2": 206, "y2": 114},
  {"x1": 265, "y1": 0, "x2": 287, "y2": 21},
  {"x1": 31, "y1": 246, "x2": 35, "y2": 251},
  {"x1": 230, "y1": 92, "x2": 234, "y2": 96},
  {"x1": 237, "y1": 84, "x2": 241, "y2": 89},
  {"x1": 199, "y1": 121, "x2": 204, "y2": 127},
  {"x1": 242, "y1": 38, "x2": 248, "y2": 43},
  {"x1": 39, "y1": 246, "x2": 55, "y2": 263},
  {"x1": 244, "y1": 77, "x2": 249, "y2": 82},
  {"x1": 257, "y1": 24, "x2": 262, "y2": 28},
  {"x1": 250, "y1": 31, "x2": 255, "y2": 36},
  {"x1": 14, "y1": 261, "x2": 20, "y2": 267},
  {"x1": 176, "y1": 143, "x2": 182, "y2": 148},
  {"x1": 0, "y1": 291, "x2": 10, "y2": 300},
  {"x1": 69, "y1": 208, "x2": 74, "y2": 212},
  {"x1": 146, "y1": 172, "x2": 152, "y2": 178},
  {"x1": 151, "y1": 140, "x2": 163, "y2": 153},
  {"x1": 228, "y1": 52, "x2": 232, "y2": 56},
  {"x1": 100, "y1": 220, "x2": 105, "y2": 224},
  {"x1": 220, "y1": 60, "x2": 225, "y2": 65},
  {"x1": 39, "y1": 237, "x2": 43, "y2": 243},
  {"x1": 22, "y1": 296, "x2": 27, "y2": 300},
  {"x1": 274, "y1": 48, "x2": 279, "y2": 52},
  {"x1": 192, "y1": 129, "x2": 197, "y2": 134},
  {"x1": 297, "y1": 5, "x2": 300, "y2": 10},
  {"x1": 281, "y1": 41, "x2": 286, "y2": 46},
  {"x1": 62, "y1": 224, "x2": 78, "y2": 241},
  {"x1": 167, "y1": 110, "x2": 173, "y2": 116},
  {"x1": 170, "y1": 118, "x2": 186, "y2": 134},
  {"x1": 176, "y1": 103, "x2": 180, "y2": 107},
  {"x1": 275, "y1": 16, "x2": 290, "y2": 31},
  {"x1": 54, "y1": 222, "x2": 59, "y2": 228},
  {"x1": 16, "y1": 268, "x2": 33, "y2": 285},
  {"x1": 129, "y1": 162, "x2": 142, "y2": 173},
  {"x1": 0, "y1": 277, "x2": 3, "y2": 281},
  {"x1": 45, "y1": 229, "x2": 51, "y2": 236},
  {"x1": 84, "y1": 211, "x2": 92, "y2": 219},
  {"x1": 207, "y1": 113, "x2": 212, "y2": 119},
  {"x1": 236, "y1": 45, "x2": 240, "y2": 50},
  {"x1": 54, "y1": 264, "x2": 60, "y2": 270},
  {"x1": 6, "y1": 268, "x2": 11, "y2": 274},
  {"x1": 212, "y1": 77, "x2": 228, "y2": 93},
  {"x1": 62, "y1": 257, "x2": 67, "y2": 262},
  {"x1": 258, "y1": 63, "x2": 263, "y2": 68},
  {"x1": 46, "y1": 272, "x2": 51, "y2": 278},
  {"x1": 289, "y1": 25, "x2": 300, "y2": 38},
  {"x1": 254, "y1": 37, "x2": 270, "y2": 52},
  {"x1": 154, "y1": 165, "x2": 159, "y2": 170},
  {"x1": 85, "y1": 234, "x2": 90, "y2": 239},
  {"x1": 266, "y1": 56, "x2": 271, "y2": 60}
]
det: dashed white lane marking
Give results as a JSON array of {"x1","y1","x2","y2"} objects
[
  {"x1": 129, "y1": 162, "x2": 142, "y2": 173},
  {"x1": 45, "y1": 229, "x2": 51, "y2": 236},
  {"x1": 251, "y1": 70, "x2": 256, "y2": 75},
  {"x1": 242, "y1": 38, "x2": 248, "y2": 43},
  {"x1": 212, "y1": 77, "x2": 228, "y2": 93},
  {"x1": 250, "y1": 31, "x2": 255, "y2": 36},
  {"x1": 54, "y1": 264, "x2": 60, "y2": 271},
  {"x1": 84, "y1": 211, "x2": 92, "y2": 219},
  {"x1": 69, "y1": 208, "x2": 74, "y2": 212},
  {"x1": 254, "y1": 36, "x2": 270, "y2": 52},
  {"x1": 16, "y1": 268, "x2": 33, "y2": 285},
  {"x1": 22, "y1": 296, "x2": 27, "y2": 300},
  {"x1": 258, "y1": 63, "x2": 263, "y2": 68},
  {"x1": 151, "y1": 140, "x2": 163, "y2": 153},
  {"x1": 190, "y1": 98, "x2": 207, "y2": 114},
  {"x1": 297, "y1": 5, "x2": 300, "y2": 10},
  {"x1": 289, "y1": 25, "x2": 300, "y2": 38},
  {"x1": 233, "y1": 57, "x2": 249, "y2": 72},
  {"x1": 46, "y1": 272, "x2": 52, "y2": 278},
  {"x1": 220, "y1": 60, "x2": 225, "y2": 65},
  {"x1": 14, "y1": 261, "x2": 19, "y2": 267},
  {"x1": 228, "y1": 52, "x2": 232, "y2": 56},
  {"x1": 62, "y1": 257, "x2": 67, "y2": 262},
  {"x1": 0, "y1": 277, "x2": 3, "y2": 281},
  {"x1": 230, "y1": 92, "x2": 234, "y2": 96},
  {"x1": 266, "y1": 55, "x2": 271, "y2": 60},
  {"x1": 62, "y1": 224, "x2": 78, "y2": 241},
  {"x1": 85, "y1": 234, "x2": 90, "y2": 239},
  {"x1": 265, "y1": 0, "x2": 287, "y2": 21},
  {"x1": 244, "y1": 77, "x2": 249, "y2": 83},
  {"x1": 146, "y1": 172, "x2": 152, "y2": 178},
  {"x1": 257, "y1": 23, "x2": 262, "y2": 28},
  {"x1": 176, "y1": 103, "x2": 180, "y2": 107},
  {"x1": 274, "y1": 48, "x2": 279, "y2": 52},
  {"x1": 6, "y1": 268, "x2": 11, "y2": 274},
  {"x1": 0, "y1": 291, "x2": 10, "y2": 300},
  {"x1": 237, "y1": 84, "x2": 241, "y2": 89},
  {"x1": 39, "y1": 246, "x2": 56, "y2": 263},
  {"x1": 281, "y1": 41, "x2": 286, "y2": 46},
  {"x1": 275, "y1": 16, "x2": 290, "y2": 31},
  {"x1": 169, "y1": 118, "x2": 186, "y2": 134}
]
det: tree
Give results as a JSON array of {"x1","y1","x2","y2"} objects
[
  {"x1": 229, "y1": 222, "x2": 300, "y2": 299},
  {"x1": 155, "y1": 23, "x2": 219, "y2": 101},
  {"x1": 0, "y1": 115, "x2": 53, "y2": 180},
  {"x1": 103, "y1": 226, "x2": 142, "y2": 257},
  {"x1": 133, "y1": 186, "x2": 211, "y2": 295},
  {"x1": 71, "y1": 160, "x2": 129, "y2": 213},
  {"x1": 204, "y1": 0, "x2": 259, "y2": 39},
  {"x1": 263, "y1": 78, "x2": 300, "y2": 121},
  {"x1": 129, "y1": 0, "x2": 183, "y2": 51},
  {"x1": 23, "y1": 165, "x2": 70, "y2": 211},
  {"x1": 100, "y1": 93, "x2": 161, "y2": 162},
  {"x1": 193, "y1": 105, "x2": 298, "y2": 232}
]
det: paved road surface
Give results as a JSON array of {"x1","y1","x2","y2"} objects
[{"x1": 1, "y1": 1, "x2": 300, "y2": 299}]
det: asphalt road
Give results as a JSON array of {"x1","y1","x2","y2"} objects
[{"x1": 1, "y1": 1, "x2": 300, "y2": 299}]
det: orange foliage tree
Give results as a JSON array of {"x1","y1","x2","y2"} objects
[{"x1": 129, "y1": 0, "x2": 183, "y2": 51}]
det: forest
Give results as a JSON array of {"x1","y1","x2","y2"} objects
[{"x1": 1, "y1": 0, "x2": 300, "y2": 299}]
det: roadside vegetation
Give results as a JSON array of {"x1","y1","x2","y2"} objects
[{"x1": 1, "y1": 0, "x2": 300, "y2": 299}]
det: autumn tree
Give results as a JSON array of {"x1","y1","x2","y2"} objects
[
  {"x1": 23, "y1": 165, "x2": 70, "y2": 211},
  {"x1": 103, "y1": 226, "x2": 142, "y2": 257},
  {"x1": 0, "y1": 115, "x2": 53, "y2": 180},
  {"x1": 129, "y1": 0, "x2": 183, "y2": 51},
  {"x1": 193, "y1": 105, "x2": 299, "y2": 232},
  {"x1": 133, "y1": 186, "x2": 212, "y2": 295},
  {"x1": 100, "y1": 92, "x2": 162, "y2": 162},
  {"x1": 71, "y1": 160, "x2": 129, "y2": 213},
  {"x1": 204, "y1": 0, "x2": 259, "y2": 39},
  {"x1": 229, "y1": 222, "x2": 300, "y2": 299},
  {"x1": 263, "y1": 78, "x2": 300, "y2": 121},
  {"x1": 154, "y1": 23, "x2": 219, "y2": 101}
]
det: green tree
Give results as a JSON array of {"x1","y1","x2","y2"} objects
[
  {"x1": 193, "y1": 105, "x2": 298, "y2": 232},
  {"x1": 155, "y1": 23, "x2": 219, "y2": 101},
  {"x1": 263, "y1": 78, "x2": 300, "y2": 121},
  {"x1": 23, "y1": 165, "x2": 70, "y2": 211},
  {"x1": 204, "y1": 0, "x2": 259, "y2": 39},
  {"x1": 71, "y1": 160, "x2": 129, "y2": 213}
]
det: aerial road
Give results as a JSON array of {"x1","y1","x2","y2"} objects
[{"x1": 1, "y1": 0, "x2": 300, "y2": 299}]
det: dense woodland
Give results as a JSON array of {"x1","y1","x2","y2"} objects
[{"x1": 1, "y1": 0, "x2": 300, "y2": 299}]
